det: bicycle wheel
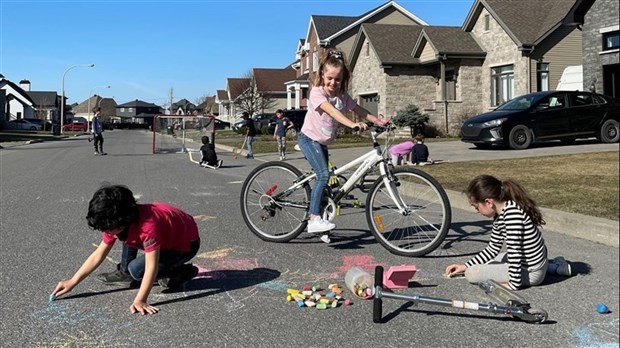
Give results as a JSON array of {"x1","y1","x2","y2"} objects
[
  {"x1": 365, "y1": 167, "x2": 451, "y2": 257},
  {"x1": 240, "y1": 161, "x2": 310, "y2": 242}
]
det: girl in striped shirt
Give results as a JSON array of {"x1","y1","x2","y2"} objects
[{"x1": 445, "y1": 175, "x2": 571, "y2": 290}]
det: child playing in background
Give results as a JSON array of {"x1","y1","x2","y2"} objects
[
  {"x1": 444, "y1": 175, "x2": 572, "y2": 290},
  {"x1": 411, "y1": 134, "x2": 432, "y2": 165},
  {"x1": 297, "y1": 49, "x2": 390, "y2": 243},
  {"x1": 273, "y1": 109, "x2": 294, "y2": 161},
  {"x1": 51, "y1": 185, "x2": 201, "y2": 315},
  {"x1": 200, "y1": 135, "x2": 223, "y2": 168},
  {"x1": 389, "y1": 139, "x2": 416, "y2": 165}
]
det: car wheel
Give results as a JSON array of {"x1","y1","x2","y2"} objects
[
  {"x1": 30, "y1": 126, "x2": 37, "y2": 130},
  {"x1": 287, "y1": 128, "x2": 298, "y2": 139},
  {"x1": 598, "y1": 119, "x2": 619, "y2": 143},
  {"x1": 508, "y1": 124, "x2": 532, "y2": 150}
]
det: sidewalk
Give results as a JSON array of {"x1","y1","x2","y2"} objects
[{"x1": 215, "y1": 142, "x2": 619, "y2": 248}]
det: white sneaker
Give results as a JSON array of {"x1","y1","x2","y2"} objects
[
  {"x1": 553, "y1": 256, "x2": 572, "y2": 277},
  {"x1": 307, "y1": 217, "x2": 335, "y2": 233},
  {"x1": 319, "y1": 234, "x2": 331, "y2": 243}
]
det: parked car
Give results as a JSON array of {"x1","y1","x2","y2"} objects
[
  {"x1": 63, "y1": 121, "x2": 88, "y2": 132},
  {"x1": 193, "y1": 118, "x2": 231, "y2": 130},
  {"x1": 23, "y1": 118, "x2": 52, "y2": 131},
  {"x1": 460, "y1": 91, "x2": 620, "y2": 150},
  {"x1": 232, "y1": 113, "x2": 275, "y2": 134},
  {"x1": 267, "y1": 109, "x2": 307, "y2": 137},
  {"x1": 9, "y1": 119, "x2": 43, "y2": 130}
]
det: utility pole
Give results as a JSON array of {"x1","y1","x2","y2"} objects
[{"x1": 169, "y1": 87, "x2": 174, "y2": 114}]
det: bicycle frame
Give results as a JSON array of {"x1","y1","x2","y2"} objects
[{"x1": 275, "y1": 126, "x2": 409, "y2": 214}]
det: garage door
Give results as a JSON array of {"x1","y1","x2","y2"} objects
[{"x1": 360, "y1": 93, "x2": 379, "y2": 115}]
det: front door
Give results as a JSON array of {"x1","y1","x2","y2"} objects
[{"x1": 603, "y1": 63, "x2": 619, "y2": 98}]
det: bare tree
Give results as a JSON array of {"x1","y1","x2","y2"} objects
[
  {"x1": 195, "y1": 95, "x2": 208, "y2": 107},
  {"x1": 231, "y1": 70, "x2": 277, "y2": 115}
]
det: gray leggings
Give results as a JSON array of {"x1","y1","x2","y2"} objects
[{"x1": 465, "y1": 252, "x2": 548, "y2": 287}]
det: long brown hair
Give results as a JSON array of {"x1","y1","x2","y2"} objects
[
  {"x1": 465, "y1": 175, "x2": 545, "y2": 226},
  {"x1": 312, "y1": 49, "x2": 350, "y2": 95}
]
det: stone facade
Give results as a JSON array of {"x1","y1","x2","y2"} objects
[{"x1": 583, "y1": 0, "x2": 620, "y2": 96}]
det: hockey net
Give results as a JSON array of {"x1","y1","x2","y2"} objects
[{"x1": 152, "y1": 114, "x2": 216, "y2": 154}]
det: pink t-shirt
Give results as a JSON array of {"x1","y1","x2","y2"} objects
[
  {"x1": 389, "y1": 141, "x2": 415, "y2": 156},
  {"x1": 101, "y1": 203, "x2": 199, "y2": 253},
  {"x1": 301, "y1": 86, "x2": 357, "y2": 145}
]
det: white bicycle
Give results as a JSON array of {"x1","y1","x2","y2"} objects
[{"x1": 239, "y1": 124, "x2": 451, "y2": 257}]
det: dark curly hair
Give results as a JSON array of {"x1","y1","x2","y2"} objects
[{"x1": 86, "y1": 185, "x2": 140, "y2": 231}]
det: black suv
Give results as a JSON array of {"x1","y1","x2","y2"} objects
[{"x1": 267, "y1": 109, "x2": 307, "y2": 136}]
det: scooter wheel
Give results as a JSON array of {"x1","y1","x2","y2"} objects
[{"x1": 526, "y1": 308, "x2": 548, "y2": 324}]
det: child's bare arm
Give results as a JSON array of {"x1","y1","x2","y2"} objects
[
  {"x1": 320, "y1": 102, "x2": 365, "y2": 130},
  {"x1": 52, "y1": 241, "x2": 113, "y2": 297},
  {"x1": 130, "y1": 248, "x2": 160, "y2": 315}
]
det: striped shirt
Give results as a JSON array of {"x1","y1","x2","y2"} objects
[{"x1": 465, "y1": 200, "x2": 547, "y2": 290}]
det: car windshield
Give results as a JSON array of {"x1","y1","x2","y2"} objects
[{"x1": 496, "y1": 94, "x2": 546, "y2": 111}]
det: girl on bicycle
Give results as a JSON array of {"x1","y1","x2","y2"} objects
[
  {"x1": 445, "y1": 175, "x2": 572, "y2": 290},
  {"x1": 297, "y1": 49, "x2": 390, "y2": 243}
]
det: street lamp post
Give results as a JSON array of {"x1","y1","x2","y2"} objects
[
  {"x1": 87, "y1": 85, "x2": 110, "y2": 133},
  {"x1": 60, "y1": 64, "x2": 94, "y2": 134}
]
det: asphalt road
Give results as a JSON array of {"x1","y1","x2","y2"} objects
[{"x1": 1, "y1": 130, "x2": 618, "y2": 348}]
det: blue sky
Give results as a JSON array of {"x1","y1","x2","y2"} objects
[{"x1": 1, "y1": 0, "x2": 474, "y2": 107}]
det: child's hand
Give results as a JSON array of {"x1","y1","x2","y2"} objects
[
  {"x1": 130, "y1": 300, "x2": 159, "y2": 315},
  {"x1": 445, "y1": 264, "x2": 466, "y2": 276},
  {"x1": 51, "y1": 279, "x2": 77, "y2": 298}
]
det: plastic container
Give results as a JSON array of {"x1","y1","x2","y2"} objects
[{"x1": 344, "y1": 267, "x2": 374, "y2": 299}]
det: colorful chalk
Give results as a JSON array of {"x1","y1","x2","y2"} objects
[{"x1": 48, "y1": 295, "x2": 56, "y2": 302}]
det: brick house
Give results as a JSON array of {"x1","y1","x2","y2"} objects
[
  {"x1": 285, "y1": 0, "x2": 427, "y2": 111},
  {"x1": 347, "y1": 0, "x2": 595, "y2": 135},
  {"x1": 582, "y1": 0, "x2": 619, "y2": 97}
]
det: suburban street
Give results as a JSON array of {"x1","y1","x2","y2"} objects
[{"x1": 0, "y1": 130, "x2": 618, "y2": 348}]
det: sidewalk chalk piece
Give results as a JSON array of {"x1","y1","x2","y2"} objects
[{"x1": 48, "y1": 295, "x2": 56, "y2": 302}]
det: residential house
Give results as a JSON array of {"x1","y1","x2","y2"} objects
[
  {"x1": 0, "y1": 75, "x2": 36, "y2": 126},
  {"x1": 225, "y1": 77, "x2": 251, "y2": 121},
  {"x1": 582, "y1": 0, "x2": 619, "y2": 97},
  {"x1": 72, "y1": 95, "x2": 118, "y2": 124},
  {"x1": 286, "y1": 0, "x2": 428, "y2": 110},
  {"x1": 171, "y1": 99, "x2": 196, "y2": 115},
  {"x1": 116, "y1": 99, "x2": 163, "y2": 126},
  {"x1": 252, "y1": 66, "x2": 297, "y2": 113},
  {"x1": 347, "y1": 0, "x2": 595, "y2": 135},
  {"x1": 215, "y1": 90, "x2": 231, "y2": 121},
  {"x1": 194, "y1": 95, "x2": 218, "y2": 116}
]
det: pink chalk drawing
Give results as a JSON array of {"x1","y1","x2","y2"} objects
[
  {"x1": 338, "y1": 255, "x2": 387, "y2": 274},
  {"x1": 214, "y1": 258, "x2": 259, "y2": 270}
]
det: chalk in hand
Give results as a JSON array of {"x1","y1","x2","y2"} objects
[{"x1": 49, "y1": 295, "x2": 56, "y2": 302}]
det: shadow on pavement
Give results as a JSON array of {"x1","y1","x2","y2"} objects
[{"x1": 153, "y1": 267, "x2": 280, "y2": 305}]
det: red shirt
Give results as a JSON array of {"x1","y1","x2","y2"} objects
[{"x1": 102, "y1": 203, "x2": 199, "y2": 253}]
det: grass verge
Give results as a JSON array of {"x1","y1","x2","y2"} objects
[{"x1": 416, "y1": 152, "x2": 619, "y2": 221}]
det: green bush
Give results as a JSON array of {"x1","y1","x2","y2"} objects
[{"x1": 392, "y1": 104, "x2": 430, "y2": 137}]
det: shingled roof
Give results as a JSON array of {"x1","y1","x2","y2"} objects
[
  {"x1": 26, "y1": 91, "x2": 57, "y2": 107},
  {"x1": 227, "y1": 78, "x2": 251, "y2": 100},
  {"x1": 417, "y1": 26, "x2": 485, "y2": 56},
  {"x1": 463, "y1": 0, "x2": 594, "y2": 46},
  {"x1": 117, "y1": 99, "x2": 159, "y2": 108},
  {"x1": 253, "y1": 67, "x2": 297, "y2": 93},
  {"x1": 358, "y1": 24, "x2": 423, "y2": 65},
  {"x1": 216, "y1": 90, "x2": 229, "y2": 102},
  {"x1": 312, "y1": 15, "x2": 359, "y2": 39}
]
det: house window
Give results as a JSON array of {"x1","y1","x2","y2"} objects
[
  {"x1": 129, "y1": 108, "x2": 134, "y2": 112},
  {"x1": 536, "y1": 63, "x2": 549, "y2": 91},
  {"x1": 305, "y1": 55, "x2": 310, "y2": 72},
  {"x1": 313, "y1": 49, "x2": 318, "y2": 72},
  {"x1": 484, "y1": 14, "x2": 490, "y2": 31},
  {"x1": 120, "y1": 107, "x2": 125, "y2": 112},
  {"x1": 491, "y1": 65, "x2": 514, "y2": 106},
  {"x1": 365, "y1": 41, "x2": 370, "y2": 57},
  {"x1": 603, "y1": 31, "x2": 619, "y2": 50}
]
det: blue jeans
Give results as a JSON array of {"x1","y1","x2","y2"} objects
[
  {"x1": 120, "y1": 240, "x2": 200, "y2": 280},
  {"x1": 297, "y1": 132, "x2": 329, "y2": 216},
  {"x1": 246, "y1": 136, "x2": 254, "y2": 156}
]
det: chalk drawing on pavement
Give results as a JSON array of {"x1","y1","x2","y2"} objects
[
  {"x1": 34, "y1": 330, "x2": 130, "y2": 348},
  {"x1": 572, "y1": 318, "x2": 619, "y2": 348}
]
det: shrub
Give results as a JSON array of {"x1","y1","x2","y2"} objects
[{"x1": 392, "y1": 104, "x2": 430, "y2": 137}]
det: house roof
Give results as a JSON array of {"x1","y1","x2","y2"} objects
[
  {"x1": 359, "y1": 24, "x2": 423, "y2": 65},
  {"x1": 26, "y1": 91, "x2": 57, "y2": 107},
  {"x1": 227, "y1": 78, "x2": 251, "y2": 99},
  {"x1": 216, "y1": 90, "x2": 229, "y2": 102},
  {"x1": 463, "y1": 0, "x2": 594, "y2": 46},
  {"x1": 116, "y1": 99, "x2": 160, "y2": 108},
  {"x1": 309, "y1": 1, "x2": 428, "y2": 45},
  {"x1": 415, "y1": 26, "x2": 485, "y2": 57},
  {"x1": 253, "y1": 67, "x2": 297, "y2": 93},
  {"x1": 0, "y1": 77, "x2": 35, "y2": 105}
]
